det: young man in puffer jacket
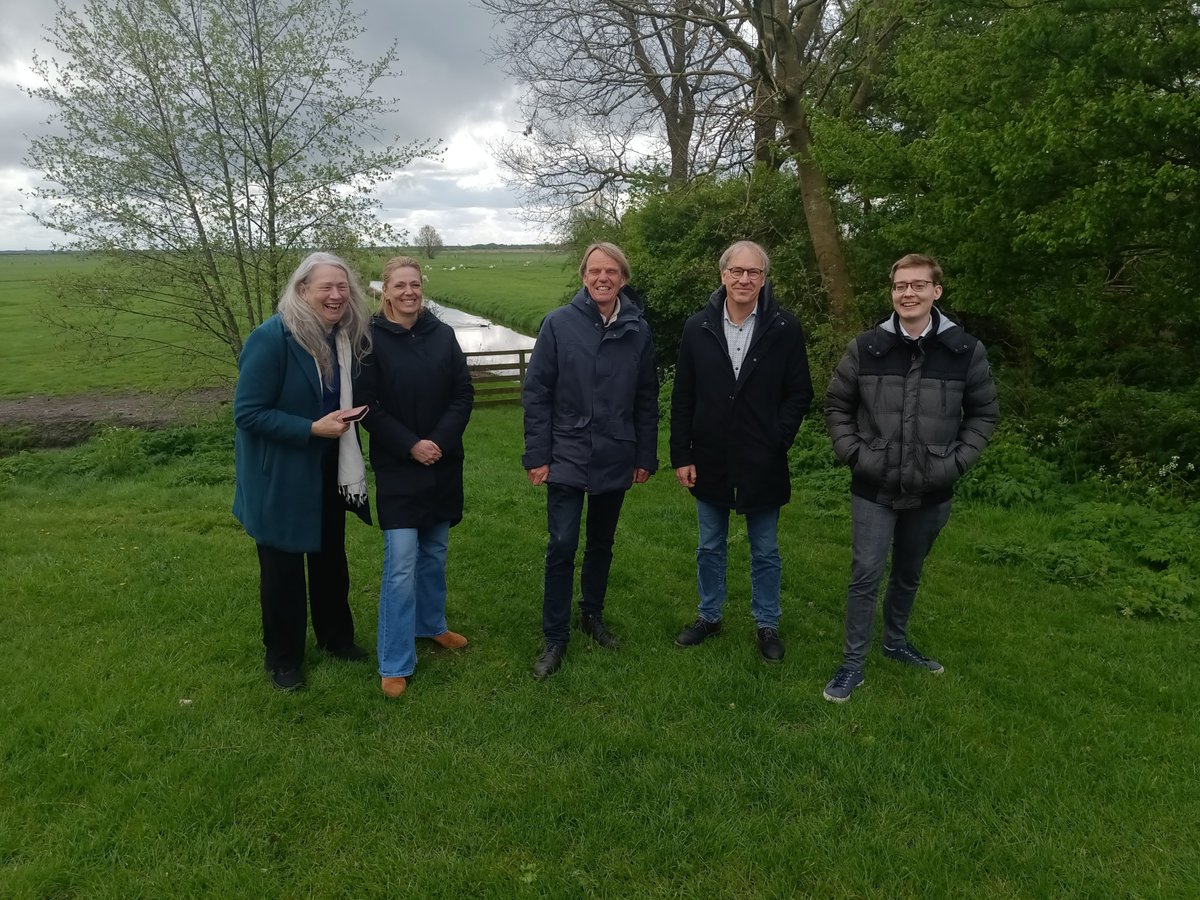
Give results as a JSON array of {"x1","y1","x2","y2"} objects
[{"x1": 822, "y1": 253, "x2": 999, "y2": 702}]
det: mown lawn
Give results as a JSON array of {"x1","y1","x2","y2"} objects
[{"x1": 2, "y1": 408, "x2": 1197, "y2": 897}]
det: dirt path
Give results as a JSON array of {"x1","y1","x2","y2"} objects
[{"x1": 0, "y1": 386, "x2": 232, "y2": 448}]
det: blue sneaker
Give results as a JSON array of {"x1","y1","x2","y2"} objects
[
  {"x1": 882, "y1": 642, "x2": 944, "y2": 674},
  {"x1": 822, "y1": 666, "x2": 864, "y2": 703}
]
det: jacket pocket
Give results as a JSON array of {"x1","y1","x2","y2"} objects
[
  {"x1": 853, "y1": 435, "x2": 892, "y2": 487},
  {"x1": 924, "y1": 442, "x2": 962, "y2": 490}
]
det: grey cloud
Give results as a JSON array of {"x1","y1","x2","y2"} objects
[
  {"x1": 0, "y1": 0, "x2": 535, "y2": 247},
  {"x1": 354, "y1": 0, "x2": 519, "y2": 143},
  {"x1": 378, "y1": 173, "x2": 520, "y2": 211}
]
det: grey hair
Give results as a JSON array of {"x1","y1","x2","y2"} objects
[
  {"x1": 276, "y1": 252, "x2": 372, "y2": 387},
  {"x1": 719, "y1": 240, "x2": 770, "y2": 275}
]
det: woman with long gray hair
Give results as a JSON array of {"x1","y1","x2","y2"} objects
[{"x1": 233, "y1": 252, "x2": 374, "y2": 691}]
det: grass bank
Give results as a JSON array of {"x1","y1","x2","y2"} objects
[{"x1": 2, "y1": 409, "x2": 1197, "y2": 896}]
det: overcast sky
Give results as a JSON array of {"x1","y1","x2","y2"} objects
[{"x1": 0, "y1": 0, "x2": 543, "y2": 249}]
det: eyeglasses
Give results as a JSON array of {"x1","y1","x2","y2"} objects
[
  {"x1": 891, "y1": 280, "x2": 936, "y2": 292},
  {"x1": 725, "y1": 267, "x2": 764, "y2": 280}
]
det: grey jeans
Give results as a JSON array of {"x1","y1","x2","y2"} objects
[{"x1": 842, "y1": 494, "x2": 952, "y2": 670}]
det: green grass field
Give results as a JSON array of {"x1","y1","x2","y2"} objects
[
  {"x1": 2, "y1": 409, "x2": 1198, "y2": 897},
  {"x1": 3, "y1": 250, "x2": 1197, "y2": 896},
  {"x1": 0, "y1": 253, "x2": 235, "y2": 397},
  {"x1": 400, "y1": 248, "x2": 576, "y2": 336},
  {"x1": 0, "y1": 250, "x2": 568, "y2": 400}
]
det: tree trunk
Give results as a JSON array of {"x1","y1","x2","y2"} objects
[{"x1": 782, "y1": 102, "x2": 856, "y2": 330}]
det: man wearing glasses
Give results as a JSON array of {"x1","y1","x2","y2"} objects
[
  {"x1": 670, "y1": 240, "x2": 813, "y2": 662},
  {"x1": 822, "y1": 253, "x2": 998, "y2": 702}
]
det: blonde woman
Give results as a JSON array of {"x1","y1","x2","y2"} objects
[{"x1": 356, "y1": 257, "x2": 474, "y2": 698}]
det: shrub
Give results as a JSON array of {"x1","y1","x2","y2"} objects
[
  {"x1": 977, "y1": 538, "x2": 1110, "y2": 585},
  {"x1": 1118, "y1": 571, "x2": 1198, "y2": 622},
  {"x1": 956, "y1": 426, "x2": 1062, "y2": 507},
  {"x1": 1018, "y1": 381, "x2": 1200, "y2": 499}
]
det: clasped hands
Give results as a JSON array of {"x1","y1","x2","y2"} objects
[{"x1": 526, "y1": 466, "x2": 651, "y2": 486}]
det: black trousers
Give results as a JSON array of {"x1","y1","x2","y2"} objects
[
  {"x1": 256, "y1": 451, "x2": 355, "y2": 670},
  {"x1": 542, "y1": 484, "x2": 627, "y2": 645}
]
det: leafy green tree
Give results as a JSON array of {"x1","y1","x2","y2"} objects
[
  {"x1": 416, "y1": 225, "x2": 445, "y2": 259},
  {"x1": 811, "y1": 0, "x2": 1200, "y2": 475},
  {"x1": 820, "y1": 0, "x2": 1200, "y2": 376},
  {"x1": 25, "y1": 0, "x2": 436, "y2": 364}
]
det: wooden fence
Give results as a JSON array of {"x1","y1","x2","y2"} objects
[{"x1": 466, "y1": 348, "x2": 532, "y2": 406}]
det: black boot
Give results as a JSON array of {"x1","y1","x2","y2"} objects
[
  {"x1": 578, "y1": 613, "x2": 621, "y2": 650},
  {"x1": 532, "y1": 643, "x2": 567, "y2": 679}
]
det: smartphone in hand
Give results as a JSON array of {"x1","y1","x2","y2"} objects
[{"x1": 338, "y1": 405, "x2": 370, "y2": 423}]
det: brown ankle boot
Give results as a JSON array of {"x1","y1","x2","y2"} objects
[
  {"x1": 429, "y1": 630, "x2": 468, "y2": 650},
  {"x1": 381, "y1": 676, "x2": 407, "y2": 698}
]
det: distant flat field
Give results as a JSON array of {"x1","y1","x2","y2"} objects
[
  {"x1": 0, "y1": 249, "x2": 573, "y2": 399},
  {"x1": 387, "y1": 248, "x2": 575, "y2": 336},
  {"x1": 0, "y1": 253, "x2": 230, "y2": 398}
]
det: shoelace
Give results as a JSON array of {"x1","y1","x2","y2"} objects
[
  {"x1": 888, "y1": 645, "x2": 926, "y2": 663},
  {"x1": 832, "y1": 668, "x2": 857, "y2": 687}
]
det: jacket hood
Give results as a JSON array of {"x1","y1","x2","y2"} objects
[
  {"x1": 371, "y1": 309, "x2": 442, "y2": 336},
  {"x1": 703, "y1": 280, "x2": 781, "y2": 323},
  {"x1": 869, "y1": 306, "x2": 971, "y2": 356},
  {"x1": 877, "y1": 305, "x2": 957, "y2": 337}
]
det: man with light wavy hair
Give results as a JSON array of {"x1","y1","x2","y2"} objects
[{"x1": 522, "y1": 241, "x2": 659, "y2": 680}]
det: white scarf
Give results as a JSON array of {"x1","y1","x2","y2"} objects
[{"x1": 330, "y1": 328, "x2": 368, "y2": 509}]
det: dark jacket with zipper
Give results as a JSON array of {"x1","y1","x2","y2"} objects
[
  {"x1": 356, "y1": 311, "x2": 474, "y2": 530},
  {"x1": 670, "y1": 283, "x2": 813, "y2": 512},
  {"x1": 521, "y1": 286, "x2": 659, "y2": 495},
  {"x1": 825, "y1": 307, "x2": 999, "y2": 509}
]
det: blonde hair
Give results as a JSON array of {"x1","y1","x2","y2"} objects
[
  {"x1": 890, "y1": 253, "x2": 943, "y2": 284},
  {"x1": 378, "y1": 256, "x2": 424, "y2": 316},
  {"x1": 277, "y1": 252, "x2": 372, "y2": 387},
  {"x1": 578, "y1": 242, "x2": 631, "y2": 281}
]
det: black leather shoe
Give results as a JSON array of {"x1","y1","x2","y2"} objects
[
  {"x1": 675, "y1": 617, "x2": 722, "y2": 647},
  {"x1": 269, "y1": 666, "x2": 305, "y2": 691},
  {"x1": 532, "y1": 644, "x2": 566, "y2": 680},
  {"x1": 756, "y1": 627, "x2": 785, "y2": 663},
  {"x1": 327, "y1": 643, "x2": 369, "y2": 662},
  {"x1": 578, "y1": 614, "x2": 621, "y2": 650}
]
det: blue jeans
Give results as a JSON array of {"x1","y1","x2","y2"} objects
[
  {"x1": 694, "y1": 499, "x2": 782, "y2": 629},
  {"x1": 378, "y1": 523, "x2": 451, "y2": 678},
  {"x1": 842, "y1": 495, "x2": 952, "y2": 670},
  {"x1": 542, "y1": 484, "x2": 626, "y2": 645}
]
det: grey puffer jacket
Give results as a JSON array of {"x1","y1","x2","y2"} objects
[
  {"x1": 521, "y1": 287, "x2": 658, "y2": 494},
  {"x1": 825, "y1": 307, "x2": 999, "y2": 509}
]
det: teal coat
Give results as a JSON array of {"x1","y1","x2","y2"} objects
[{"x1": 233, "y1": 315, "x2": 354, "y2": 553}]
